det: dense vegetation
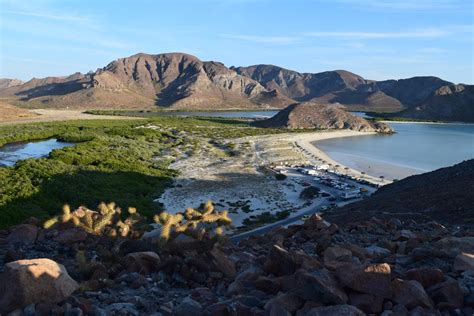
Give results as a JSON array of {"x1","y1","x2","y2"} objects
[
  {"x1": 0, "y1": 116, "x2": 290, "y2": 228},
  {"x1": 365, "y1": 113, "x2": 443, "y2": 123}
]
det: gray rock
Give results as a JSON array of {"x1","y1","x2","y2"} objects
[{"x1": 176, "y1": 296, "x2": 203, "y2": 316}]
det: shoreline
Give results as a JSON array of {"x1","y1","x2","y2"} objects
[
  {"x1": 380, "y1": 120, "x2": 474, "y2": 125},
  {"x1": 286, "y1": 130, "x2": 392, "y2": 185}
]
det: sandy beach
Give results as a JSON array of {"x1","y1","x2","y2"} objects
[
  {"x1": 288, "y1": 130, "x2": 391, "y2": 185},
  {"x1": 157, "y1": 129, "x2": 388, "y2": 232}
]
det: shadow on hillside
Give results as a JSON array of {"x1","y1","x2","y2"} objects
[
  {"x1": 16, "y1": 80, "x2": 85, "y2": 101},
  {"x1": 0, "y1": 169, "x2": 173, "y2": 228}
]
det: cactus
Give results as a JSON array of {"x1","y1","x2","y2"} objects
[
  {"x1": 42, "y1": 202, "x2": 148, "y2": 238},
  {"x1": 153, "y1": 201, "x2": 232, "y2": 243},
  {"x1": 43, "y1": 216, "x2": 59, "y2": 229},
  {"x1": 61, "y1": 204, "x2": 71, "y2": 223}
]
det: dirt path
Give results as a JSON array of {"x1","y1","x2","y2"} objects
[{"x1": 0, "y1": 109, "x2": 140, "y2": 125}]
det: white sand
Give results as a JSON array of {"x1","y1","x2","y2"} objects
[
  {"x1": 157, "y1": 129, "x2": 391, "y2": 232},
  {"x1": 287, "y1": 130, "x2": 390, "y2": 185}
]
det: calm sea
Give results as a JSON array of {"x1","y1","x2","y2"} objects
[{"x1": 314, "y1": 122, "x2": 474, "y2": 180}]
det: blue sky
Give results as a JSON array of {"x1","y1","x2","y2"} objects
[{"x1": 1, "y1": 0, "x2": 473, "y2": 83}]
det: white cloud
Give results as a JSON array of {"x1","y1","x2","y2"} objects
[{"x1": 2, "y1": 9, "x2": 90, "y2": 22}]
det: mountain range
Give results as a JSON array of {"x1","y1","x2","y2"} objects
[{"x1": 1, "y1": 52, "x2": 473, "y2": 121}]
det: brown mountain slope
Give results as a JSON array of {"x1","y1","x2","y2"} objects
[
  {"x1": 397, "y1": 84, "x2": 474, "y2": 122},
  {"x1": 325, "y1": 159, "x2": 474, "y2": 225},
  {"x1": 232, "y1": 65, "x2": 369, "y2": 102},
  {"x1": 0, "y1": 53, "x2": 292, "y2": 110},
  {"x1": 236, "y1": 65, "x2": 473, "y2": 120},
  {"x1": 255, "y1": 102, "x2": 393, "y2": 133},
  {"x1": 234, "y1": 66, "x2": 458, "y2": 113},
  {"x1": 1, "y1": 53, "x2": 472, "y2": 120},
  {"x1": 0, "y1": 79, "x2": 23, "y2": 90},
  {"x1": 0, "y1": 101, "x2": 36, "y2": 119}
]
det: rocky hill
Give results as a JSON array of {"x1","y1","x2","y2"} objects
[
  {"x1": 0, "y1": 202, "x2": 472, "y2": 314},
  {"x1": 395, "y1": 84, "x2": 474, "y2": 122},
  {"x1": 0, "y1": 53, "x2": 292, "y2": 110},
  {"x1": 234, "y1": 65, "x2": 473, "y2": 122},
  {"x1": 0, "y1": 79, "x2": 23, "y2": 90},
  {"x1": 0, "y1": 101, "x2": 37, "y2": 120},
  {"x1": 1, "y1": 52, "x2": 472, "y2": 121},
  {"x1": 255, "y1": 102, "x2": 394, "y2": 133},
  {"x1": 326, "y1": 159, "x2": 474, "y2": 225}
]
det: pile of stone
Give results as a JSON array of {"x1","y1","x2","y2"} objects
[{"x1": 0, "y1": 214, "x2": 473, "y2": 315}]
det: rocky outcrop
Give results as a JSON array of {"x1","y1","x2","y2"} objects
[
  {"x1": 255, "y1": 102, "x2": 394, "y2": 133},
  {"x1": 0, "y1": 258, "x2": 78, "y2": 313},
  {"x1": 326, "y1": 159, "x2": 474, "y2": 225},
  {"x1": 1, "y1": 204, "x2": 472, "y2": 314}
]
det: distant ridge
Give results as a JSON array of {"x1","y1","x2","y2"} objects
[{"x1": 1, "y1": 52, "x2": 473, "y2": 121}]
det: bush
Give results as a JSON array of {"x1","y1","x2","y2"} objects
[
  {"x1": 275, "y1": 173, "x2": 287, "y2": 181},
  {"x1": 300, "y1": 186, "x2": 320, "y2": 199}
]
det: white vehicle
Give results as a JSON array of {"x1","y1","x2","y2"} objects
[{"x1": 342, "y1": 190, "x2": 361, "y2": 200}]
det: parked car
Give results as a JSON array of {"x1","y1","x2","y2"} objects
[{"x1": 301, "y1": 214, "x2": 311, "y2": 221}]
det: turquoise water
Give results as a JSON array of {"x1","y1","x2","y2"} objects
[
  {"x1": 315, "y1": 123, "x2": 474, "y2": 180},
  {"x1": 0, "y1": 139, "x2": 74, "y2": 167}
]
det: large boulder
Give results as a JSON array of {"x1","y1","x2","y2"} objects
[
  {"x1": 428, "y1": 280, "x2": 464, "y2": 309},
  {"x1": 7, "y1": 224, "x2": 38, "y2": 245},
  {"x1": 264, "y1": 244, "x2": 299, "y2": 276},
  {"x1": 336, "y1": 263, "x2": 392, "y2": 298},
  {"x1": 406, "y1": 267, "x2": 444, "y2": 288},
  {"x1": 293, "y1": 269, "x2": 348, "y2": 304},
  {"x1": 264, "y1": 244, "x2": 321, "y2": 276},
  {"x1": 264, "y1": 292, "x2": 304, "y2": 314},
  {"x1": 348, "y1": 292, "x2": 384, "y2": 314},
  {"x1": 391, "y1": 278, "x2": 433, "y2": 309},
  {"x1": 324, "y1": 246, "x2": 352, "y2": 263},
  {"x1": 123, "y1": 251, "x2": 161, "y2": 274},
  {"x1": 434, "y1": 237, "x2": 474, "y2": 255},
  {"x1": 0, "y1": 258, "x2": 78, "y2": 313},
  {"x1": 454, "y1": 253, "x2": 474, "y2": 272},
  {"x1": 306, "y1": 304, "x2": 366, "y2": 316},
  {"x1": 55, "y1": 228, "x2": 88, "y2": 244},
  {"x1": 209, "y1": 247, "x2": 236, "y2": 279}
]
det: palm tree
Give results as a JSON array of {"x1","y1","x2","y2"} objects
[{"x1": 379, "y1": 175, "x2": 385, "y2": 182}]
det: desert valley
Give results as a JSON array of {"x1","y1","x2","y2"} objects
[{"x1": 0, "y1": 1, "x2": 473, "y2": 315}]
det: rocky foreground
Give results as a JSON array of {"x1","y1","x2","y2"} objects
[{"x1": 0, "y1": 212, "x2": 473, "y2": 315}]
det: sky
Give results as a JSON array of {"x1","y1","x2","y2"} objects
[{"x1": 0, "y1": 0, "x2": 473, "y2": 83}]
